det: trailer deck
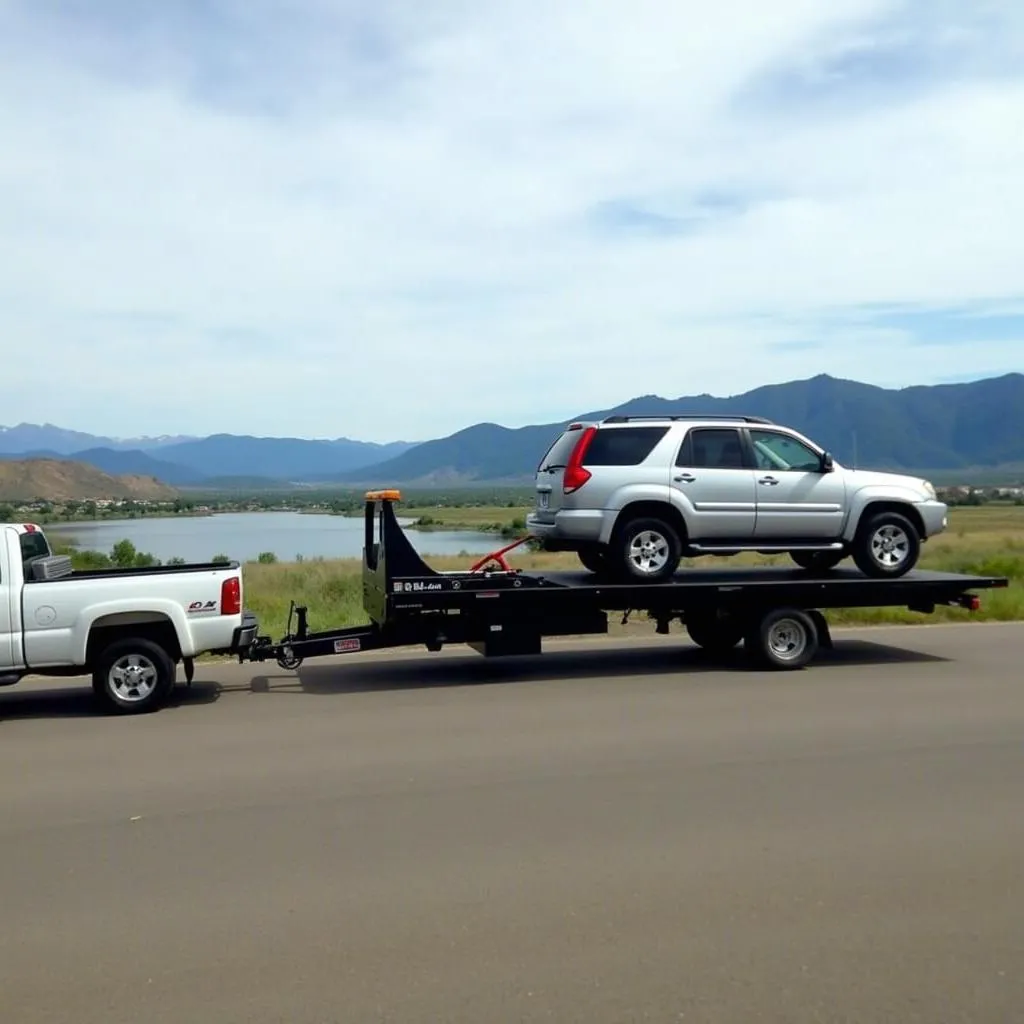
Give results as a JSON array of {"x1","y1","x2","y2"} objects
[{"x1": 241, "y1": 491, "x2": 1009, "y2": 672}]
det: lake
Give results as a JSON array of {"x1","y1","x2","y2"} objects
[{"x1": 46, "y1": 511, "x2": 500, "y2": 564}]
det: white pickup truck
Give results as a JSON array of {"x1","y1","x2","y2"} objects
[{"x1": 0, "y1": 521, "x2": 258, "y2": 714}]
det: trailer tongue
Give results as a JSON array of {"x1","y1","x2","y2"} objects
[{"x1": 240, "y1": 491, "x2": 1009, "y2": 673}]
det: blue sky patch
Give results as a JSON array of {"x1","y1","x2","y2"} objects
[{"x1": 1, "y1": 0, "x2": 1022, "y2": 438}]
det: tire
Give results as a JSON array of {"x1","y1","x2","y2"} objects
[
  {"x1": 685, "y1": 611, "x2": 744, "y2": 653},
  {"x1": 577, "y1": 547, "x2": 608, "y2": 574},
  {"x1": 612, "y1": 516, "x2": 682, "y2": 583},
  {"x1": 745, "y1": 607, "x2": 818, "y2": 670},
  {"x1": 851, "y1": 511, "x2": 920, "y2": 578},
  {"x1": 790, "y1": 550, "x2": 845, "y2": 572},
  {"x1": 91, "y1": 637, "x2": 176, "y2": 715}
]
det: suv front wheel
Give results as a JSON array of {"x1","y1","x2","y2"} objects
[
  {"x1": 852, "y1": 510, "x2": 921, "y2": 578},
  {"x1": 612, "y1": 517, "x2": 682, "y2": 583}
]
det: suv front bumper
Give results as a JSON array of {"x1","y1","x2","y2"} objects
[{"x1": 915, "y1": 499, "x2": 949, "y2": 538}]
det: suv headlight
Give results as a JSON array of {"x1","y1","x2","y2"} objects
[{"x1": 921, "y1": 480, "x2": 936, "y2": 500}]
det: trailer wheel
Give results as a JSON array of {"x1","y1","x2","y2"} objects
[
  {"x1": 92, "y1": 637, "x2": 176, "y2": 714},
  {"x1": 685, "y1": 611, "x2": 744, "y2": 653},
  {"x1": 276, "y1": 646, "x2": 303, "y2": 671},
  {"x1": 745, "y1": 607, "x2": 818, "y2": 670}
]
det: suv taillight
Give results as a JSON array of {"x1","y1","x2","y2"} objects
[
  {"x1": 563, "y1": 426, "x2": 597, "y2": 493},
  {"x1": 221, "y1": 576, "x2": 241, "y2": 616}
]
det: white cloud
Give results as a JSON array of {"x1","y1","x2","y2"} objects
[{"x1": 0, "y1": 0, "x2": 1022, "y2": 442}]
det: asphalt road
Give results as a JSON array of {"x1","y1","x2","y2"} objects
[{"x1": 1, "y1": 623, "x2": 1022, "y2": 1023}]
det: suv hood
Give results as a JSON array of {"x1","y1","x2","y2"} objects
[{"x1": 843, "y1": 467, "x2": 935, "y2": 497}]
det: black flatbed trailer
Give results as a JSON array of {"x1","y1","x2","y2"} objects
[{"x1": 241, "y1": 491, "x2": 1010, "y2": 672}]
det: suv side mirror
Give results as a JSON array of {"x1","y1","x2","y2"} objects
[{"x1": 820, "y1": 452, "x2": 834, "y2": 473}]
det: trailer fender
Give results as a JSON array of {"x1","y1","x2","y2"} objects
[{"x1": 807, "y1": 609, "x2": 833, "y2": 648}]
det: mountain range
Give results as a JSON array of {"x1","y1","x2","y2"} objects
[
  {"x1": 0, "y1": 428, "x2": 417, "y2": 486},
  {"x1": 3, "y1": 373, "x2": 1023, "y2": 488}
]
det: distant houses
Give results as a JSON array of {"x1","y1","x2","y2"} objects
[{"x1": 939, "y1": 485, "x2": 1023, "y2": 505}]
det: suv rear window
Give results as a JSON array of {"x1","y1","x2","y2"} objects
[
  {"x1": 538, "y1": 428, "x2": 588, "y2": 471},
  {"x1": 583, "y1": 426, "x2": 668, "y2": 466}
]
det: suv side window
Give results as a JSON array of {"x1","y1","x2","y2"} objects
[
  {"x1": 583, "y1": 426, "x2": 668, "y2": 466},
  {"x1": 749, "y1": 429, "x2": 821, "y2": 472},
  {"x1": 676, "y1": 428, "x2": 746, "y2": 469}
]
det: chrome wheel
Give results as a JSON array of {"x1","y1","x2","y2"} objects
[
  {"x1": 870, "y1": 524, "x2": 910, "y2": 569},
  {"x1": 767, "y1": 617, "x2": 808, "y2": 662},
  {"x1": 107, "y1": 653, "x2": 159, "y2": 703},
  {"x1": 853, "y1": 511, "x2": 920, "y2": 579},
  {"x1": 749, "y1": 607, "x2": 819, "y2": 670},
  {"x1": 627, "y1": 530, "x2": 671, "y2": 575}
]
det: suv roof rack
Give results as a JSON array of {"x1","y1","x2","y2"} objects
[{"x1": 601, "y1": 413, "x2": 774, "y2": 425}]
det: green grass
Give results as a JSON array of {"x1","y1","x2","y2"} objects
[
  {"x1": 401, "y1": 503, "x2": 531, "y2": 535},
  {"x1": 240, "y1": 505, "x2": 1024, "y2": 640}
]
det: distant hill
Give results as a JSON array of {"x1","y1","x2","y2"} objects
[
  {"x1": 154, "y1": 434, "x2": 416, "y2": 480},
  {"x1": 338, "y1": 373, "x2": 1024, "y2": 484},
  {"x1": 52, "y1": 447, "x2": 206, "y2": 486},
  {"x1": 0, "y1": 429, "x2": 419, "y2": 483},
  {"x1": 0, "y1": 459, "x2": 179, "y2": 502},
  {"x1": 0, "y1": 448, "x2": 205, "y2": 486}
]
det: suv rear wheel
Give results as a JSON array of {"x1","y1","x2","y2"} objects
[
  {"x1": 612, "y1": 517, "x2": 682, "y2": 583},
  {"x1": 852, "y1": 510, "x2": 920, "y2": 578}
]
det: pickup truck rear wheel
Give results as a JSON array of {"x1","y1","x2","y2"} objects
[
  {"x1": 92, "y1": 637, "x2": 176, "y2": 715},
  {"x1": 852, "y1": 511, "x2": 920, "y2": 578}
]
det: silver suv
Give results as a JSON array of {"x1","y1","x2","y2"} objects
[{"x1": 526, "y1": 414, "x2": 947, "y2": 582}]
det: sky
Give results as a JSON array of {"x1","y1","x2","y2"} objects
[{"x1": 1, "y1": 0, "x2": 1022, "y2": 443}]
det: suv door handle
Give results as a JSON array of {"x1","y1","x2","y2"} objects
[
  {"x1": 758, "y1": 475, "x2": 779, "y2": 485},
  {"x1": 673, "y1": 473, "x2": 696, "y2": 483}
]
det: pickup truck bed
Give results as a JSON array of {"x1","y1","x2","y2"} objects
[
  {"x1": 1, "y1": 523, "x2": 259, "y2": 714},
  {"x1": 54, "y1": 561, "x2": 236, "y2": 579}
]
